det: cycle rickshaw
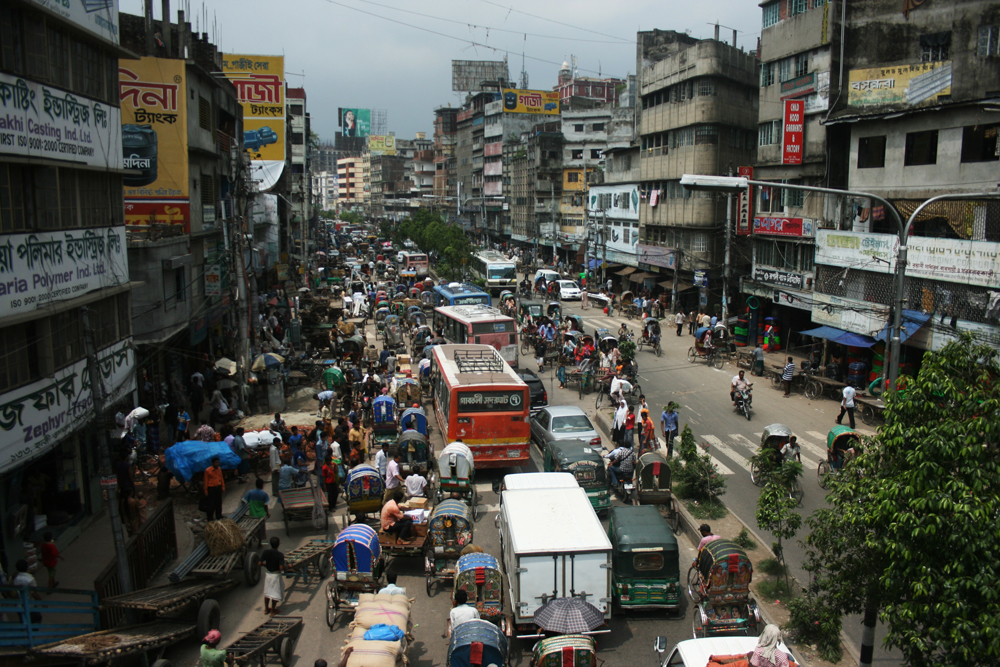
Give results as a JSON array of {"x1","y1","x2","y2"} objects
[
  {"x1": 424, "y1": 499, "x2": 474, "y2": 595},
  {"x1": 687, "y1": 538, "x2": 760, "y2": 638},
  {"x1": 452, "y1": 552, "x2": 503, "y2": 623},
  {"x1": 638, "y1": 317, "x2": 663, "y2": 357},
  {"x1": 749, "y1": 423, "x2": 803, "y2": 505},
  {"x1": 436, "y1": 442, "x2": 477, "y2": 519},
  {"x1": 687, "y1": 326, "x2": 725, "y2": 369},
  {"x1": 818, "y1": 425, "x2": 862, "y2": 489},
  {"x1": 325, "y1": 523, "x2": 384, "y2": 628}
]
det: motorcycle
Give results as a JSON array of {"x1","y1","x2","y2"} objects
[{"x1": 734, "y1": 384, "x2": 753, "y2": 421}]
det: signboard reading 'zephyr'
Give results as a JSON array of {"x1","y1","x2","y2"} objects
[
  {"x1": 502, "y1": 89, "x2": 560, "y2": 115},
  {"x1": 0, "y1": 73, "x2": 122, "y2": 170}
]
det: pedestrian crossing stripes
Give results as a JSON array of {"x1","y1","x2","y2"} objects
[{"x1": 692, "y1": 431, "x2": 831, "y2": 477}]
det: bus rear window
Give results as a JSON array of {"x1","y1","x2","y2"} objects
[
  {"x1": 472, "y1": 321, "x2": 513, "y2": 335},
  {"x1": 454, "y1": 296, "x2": 490, "y2": 306}
]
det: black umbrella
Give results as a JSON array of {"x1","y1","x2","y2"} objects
[{"x1": 533, "y1": 597, "x2": 605, "y2": 634}]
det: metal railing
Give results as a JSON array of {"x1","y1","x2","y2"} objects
[
  {"x1": 0, "y1": 586, "x2": 100, "y2": 648},
  {"x1": 93, "y1": 499, "x2": 177, "y2": 628}
]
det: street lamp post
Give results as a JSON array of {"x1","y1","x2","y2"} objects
[{"x1": 679, "y1": 174, "x2": 1000, "y2": 394}]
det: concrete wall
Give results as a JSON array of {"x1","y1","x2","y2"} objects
[{"x1": 128, "y1": 237, "x2": 193, "y2": 344}]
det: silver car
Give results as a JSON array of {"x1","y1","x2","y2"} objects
[{"x1": 530, "y1": 406, "x2": 602, "y2": 450}]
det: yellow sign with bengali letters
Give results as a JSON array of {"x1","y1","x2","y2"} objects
[
  {"x1": 847, "y1": 61, "x2": 952, "y2": 107},
  {"x1": 221, "y1": 55, "x2": 286, "y2": 163},
  {"x1": 501, "y1": 89, "x2": 560, "y2": 115}
]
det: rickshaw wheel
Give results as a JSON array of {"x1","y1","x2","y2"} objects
[
  {"x1": 770, "y1": 374, "x2": 782, "y2": 389},
  {"x1": 692, "y1": 609, "x2": 706, "y2": 638},
  {"x1": 666, "y1": 499, "x2": 680, "y2": 533},
  {"x1": 687, "y1": 347, "x2": 696, "y2": 363},
  {"x1": 655, "y1": 342, "x2": 662, "y2": 357},
  {"x1": 712, "y1": 351, "x2": 725, "y2": 370},
  {"x1": 749, "y1": 459, "x2": 762, "y2": 486},
  {"x1": 425, "y1": 575, "x2": 434, "y2": 597},
  {"x1": 326, "y1": 582, "x2": 339, "y2": 629},
  {"x1": 686, "y1": 565, "x2": 704, "y2": 602},
  {"x1": 861, "y1": 403, "x2": 876, "y2": 425},
  {"x1": 789, "y1": 478, "x2": 804, "y2": 506},
  {"x1": 817, "y1": 460, "x2": 832, "y2": 489},
  {"x1": 520, "y1": 339, "x2": 530, "y2": 355},
  {"x1": 595, "y1": 390, "x2": 604, "y2": 409}
]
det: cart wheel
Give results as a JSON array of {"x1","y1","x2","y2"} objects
[
  {"x1": 861, "y1": 403, "x2": 875, "y2": 425},
  {"x1": 817, "y1": 460, "x2": 832, "y2": 490},
  {"x1": 196, "y1": 598, "x2": 221, "y2": 639},
  {"x1": 326, "y1": 582, "x2": 339, "y2": 629},
  {"x1": 770, "y1": 374, "x2": 782, "y2": 389},
  {"x1": 692, "y1": 608, "x2": 706, "y2": 638},
  {"x1": 686, "y1": 565, "x2": 703, "y2": 602},
  {"x1": 426, "y1": 575, "x2": 434, "y2": 597},
  {"x1": 712, "y1": 351, "x2": 725, "y2": 370},
  {"x1": 666, "y1": 499, "x2": 680, "y2": 533},
  {"x1": 655, "y1": 343, "x2": 661, "y2": 357},
  {"x1": 595, "y1": 390, "x2": 604, "y2": 409},
  {"x1": 790, "y1": 478, "x2": 804, "y2": 506},
  {"x1": 804, "y1": 379, "x2": 820, "y2": 400},
  {"x1": 151, "y1": 661, "x2": 173, "y2": 667},
  {"x1": 244, "y1": 551, "x2": 261, "y2": 586},
  {"x1": 279, "y1": 636, "x2": 295, "y2": 667},
  {"x1": 687, "y1": 347, "x2": 696, "y2": 363},
  {"x1": 318, "y1": 554, "x2": 332, "y2": 579}
]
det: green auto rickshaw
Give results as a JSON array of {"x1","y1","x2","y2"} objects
[
  {"x1": 541, "y1": 440, "x2": 610, "y2": 512},
  {"x1": 608, "y1": 505, "x2": 681, "y2": 614},
  {"x1": 517, "y1": 299, "x2": 543, "y2": 325}
]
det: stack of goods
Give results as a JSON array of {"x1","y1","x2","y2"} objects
[
  {"x1": 734, "y1": 316, "x2": 750, "y2": 347},
  {"x1": 763, "y1": 318, "x2": 781, "y2": 352},
  {"x1": 343, "y1": 592, "x2": 413, "y2": 667},
  {"x1": 847, "y1": 361, "x2": 869, "y2": 388}
]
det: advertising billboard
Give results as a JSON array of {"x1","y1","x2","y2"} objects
[
  {"x1": 737, "y1": 166, "x2": 753, "y2": 236},
  {"x1": 339, "y1": 108, "x2": 371, "y2": 137},
  {"x1": 848, "y1": 61, "x2": 952, "y2": 107},
  {"x1": 368, "y1": 135, "x2": 396, "y2": 156},
  {"x1": 782, "y1": 99, "x2": 804, "y2": 165},
  {"x1": 753, "y1": 216, "x2": 814, "y2": 237},
  {"x1": 0, "y1": 72, "x2": 122, "y2": 170},
  {"x1": 119, "y1": 58, "x2": 189, "y2": 230},
  {"x1": 222, "y1": 54, "x2": 286, "y2": 189},
  {"x1": 452, "y1": 60, "x2": 510, "y2": 92},
  {"x1": 27, "y1": 0, "x2": 119, "y2": 45},
  {"x1": 501, "y1": 89, "x2": 560, "y2": 115}
]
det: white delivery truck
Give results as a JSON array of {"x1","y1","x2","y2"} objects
[{"x1": 496, "y1": 486, "x2": 612, "y2": 639}]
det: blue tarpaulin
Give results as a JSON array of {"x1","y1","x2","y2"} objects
[
  {"x1": 164, "y1": 441, "x2": 240, "y2": 482},
  {"x1": 799, "y1": 325, "x2": 877, "y2": 348},
  {"x1": 875, "y1": 309, "x2": 931, "y2": 343}
]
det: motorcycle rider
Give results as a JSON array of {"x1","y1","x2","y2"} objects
[
  {"x1": 618, "y1": 322, "x2": 630, "y2": 340},
  {"x1": 731, "y1": 370, "x2": 751, "y2": 405},
  {"x1": 604, "y1": 441, "x2": 636, "y2": 491}
]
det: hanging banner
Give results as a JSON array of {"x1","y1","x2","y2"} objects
[
  {"x1": 221, "y1": 54, "x2": 286, "y2": 190},
  {"x1": 119, "y1": 57, "x2": 189, "y2": 231},
  {"x1": 737, "y1": 166, "x2": 753, "y2": 236},
  {"x1": 782, "y1": 99, "x2": 804, "y2": 165}
]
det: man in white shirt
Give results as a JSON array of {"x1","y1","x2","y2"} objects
[
  {"x1": 383, "y1": 453, "x2": 404, "y2": 504},
  {"x1": 444, "y1": 589, "x2": 480, "y2": 639},
  {"x1": 269, "y1": 437, "x2": 283, "y2": 497},
  {"x1": 837, "y1": 385, "x2": 857, "y2": 429},
  {"x1": 374, "y1": 444, "x2": 388, "y2": 480},
  {"x1": 731, "y1": 370, "x2": 750, "y2": 404},
  {"x1": 378, "y1": 571, "x2": 406, "y2": 595},
  {"x1": 404, "y1": 471, "x2": 427, "y2": 498},
  {"x1": 190, "y1": 371, "x2": 204, "y2": 388}
]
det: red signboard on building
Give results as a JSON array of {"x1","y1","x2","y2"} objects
[
  {"x1": 737, "y1": 166, "x2": 753, "y2": 236},
  {"x1": 753, "y1": 216, "x2": 815, "y2": 237},
  {"x1": 782, "y1": 99, "x2": 804, "y2": 165}
]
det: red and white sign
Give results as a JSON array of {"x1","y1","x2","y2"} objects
[
  {"x1": 737, "y1": 166, "x2": 753, "y2": 236},
  {"x1": 782, "y1": 99, "x2": 804, "y2": 165},
  {"x1": 753, "y1": 216, "x2": 815, "y2": 237}
]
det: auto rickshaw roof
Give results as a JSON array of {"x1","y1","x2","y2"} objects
[
  {"x1": 609, "y1": 505, "x2": 678, "y2": 552},
  {"x1": 827, "y1": 424, "x2": 861, "y2": 448},
  {"x1": 761, "y1": 423, "x2": 794, "y2": 443},
  {"x1": 548, "y1": 440, "x2": 604, "y2": 466}
]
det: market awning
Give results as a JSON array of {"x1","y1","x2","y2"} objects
[
  {"x1": 615, "y1": 267, "x2": 637, "y2": 276},
  {"x1": 657, "y1": 280, "x2": 694, "y2": 291},
  {"x1": 800, "y1": 325, "x2": 878, "y2": 348},
  {"x1": 875, "y1": 309, "x2": 931, "y2": 344},
  {"x1": 629, "y1": 272, "x2": 654, "y2": 282}
]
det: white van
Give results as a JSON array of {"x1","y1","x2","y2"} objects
[
  {"x1": 534, "y1": 269, "x2": 560, "y2": 286},
  {"x1": 655, "y1": 637, "x2": 798, "y2": 667}
]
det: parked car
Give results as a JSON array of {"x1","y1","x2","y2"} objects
[
  {"x1": 515, "y1": 368, "x2": 548, "y2": 414},
  {"x1": 529, "y1": 406, "x2": 602, "y2": 450},
  {"x1": 556, "y1": 280, "x2": 582, "y2": 300}
]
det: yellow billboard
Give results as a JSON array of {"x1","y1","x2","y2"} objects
[
  {"x1": 368, "y1": 135, "x2": 396, "y2": 156},
  {"x1": 502, "y1": 89, "x2": 560, "y2": 115},
  {"x1": 119, "y1": 57, "x2": 190, "y2": 231},
  {"x1": 221, "y1": 54, "x2": 286, "y2": 187},
  {"x1": 848, "y1": 61, "x2": 952, "y2": 107}
]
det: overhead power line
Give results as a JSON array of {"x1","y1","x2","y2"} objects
[{"x1": 476, "y1": 0, "x2": 633, "y2": 43}]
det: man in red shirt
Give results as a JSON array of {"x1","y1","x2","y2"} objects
[{"x1": 203, "y1": 456, "x2": 225, "y2": 521}]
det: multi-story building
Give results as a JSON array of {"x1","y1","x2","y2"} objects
[
  {"x1": 313, "y1": 140, "x2": 340, "y2": 173},
  {"x1": 560, "y1": 108, "x2": 635, "y2": 260},
  {"x1": 0, "y1": 1, "x2": 135, "y2": 562},
  {"x1": 506, "y1": 124, "x2": 564, "y2": 259},
  {"x1": 635, "y1": 29, "x2": 759, "y2": 309},
  {"x1": 409, "y1": 133, "x2": 435, "y2": 207},
  {"x1": 455, "y1": 92, "x2": 498, "y2": 231},
  {"x1": 482, "y1": 99, "x2": 543, "y2": 242},
  {"x1": 588, "y1": 144, "x2": 642, "y2": 284},
  {"x1": 370, "y1": 141, "x2": 407, "y2": 220},
  {"x1": 337, "y1": 156, "x2": 366, "y2": 210},
  {"x1": 433, "y1": 107, "x2": 459, "y2": 219},
  {"x1": 555, "y1": 61, "x2": 624, "y2": 110},
  {"x1": 312, "y1": 171, "x2": 339, "y2": 212},
  {"x1": 286, "y1": 88, "x2": 310, "y2": 258}
]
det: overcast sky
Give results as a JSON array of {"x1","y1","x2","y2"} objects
[{"x1": 121, "y1": 0, "x2": 763, "y2": 140}]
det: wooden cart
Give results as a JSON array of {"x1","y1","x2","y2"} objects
[
  {"x1": 282, "y1": 539, "x2": 334, "y2": 589},
  {"x1": 855, "y1": 395, "x2": 885, "y2": 425},
  {"x1": 225, "y1": 616, "x2": 304, "y2": 667},
  {"x1": 30, "y1": 620, "x2": 196, "y2": 666},
  {"x1": 100, "y1": 579, "x2": 238, "y2": 640},
  {"x1": 187, "y1": 515, "x2": 265, "y2": 586}
]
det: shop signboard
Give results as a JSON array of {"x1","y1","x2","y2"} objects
[
  {"x1": 27, "y1": 0, "x2": 119, "y2": 45},
  {"x1": 931, "y1": 319, "x2": 1000, "y2": 351},
  {"x1": 637, "y1": 244, "x2": 676, "y2": 270},
  {"x1": 205, "y1": 265, "x2": 222, "y2": 296},
  {"x1": 753, "y1": 216, "x2": 814, "y2": 237},
  {"x1": 0, "y1": 339, "x2": 135, "y2": 476},
  {"x1": 0, "y1": 226, "x2": 129, "y2": 319},
  {"x1": 753, "y1": 267, "x2": 804, "y2": 289},
  {"x1": 0, "y1": 72, "x2": 122, "y2": 170},
  {"x1": 368, "y1": 135, "x2": 396, "y2": 156},
  {"x1": 782, "y1": 99, "x2": 804, "y2": 165},
  {"x1": 693, "y1": 271, "x2": 708, "y2": 287},
  {"x1": 810, "y1": 292, "x2": 888, "y2": 335},
  {"x1": 501, "y1": 89, "x2": 560, "y2": 115},
  {"x1": 222, "y1": 55, "x2": 286, "y2": 189},
  {"x1": 119, "y1": 58, "x2": 189, "y2": 230},
  {"x1": 736, "y1": 167, "x2": 753, "y2": 235},
  {"x1": 848, "y1": 61, "x2": 952, "y2": 108}
]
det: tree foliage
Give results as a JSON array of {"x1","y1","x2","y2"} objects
[
  {"x1": 755, "y1": 466, "x2": 802, "y2": 590},
  {"x1": 803, "y1": 334, "x2": 1000, "y2": 666},
  {"x1": 675, "y1": 425, "x2": 727, "y2": 501},
  {"x1": 394, "y1": 210, "x2": 472, "y2": 281}
]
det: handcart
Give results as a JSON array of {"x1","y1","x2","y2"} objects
[
  {"x1": 187, "y1": 514, "x2": 265, "y2": 585},
  {"x1": 282, "y1": 539, "x2": 335, "y2": 588},
  {"x1": 278, "y1": 476, "x2": 328, "y2": 533},
  {"x1": 225, "y1": 615, "x2": 304, "y2": 667},
  {"x1": 100, "y1": 579, "x2": 238, "y2": 641},
  {"x1": 326, "y1": 524, "x2": 385, "y2": 628},
  {"x1": 30, "y1": 621, "x2": 197, "y2": 666}
]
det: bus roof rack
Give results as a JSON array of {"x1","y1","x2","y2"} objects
[{"x1": 453, "y1": 348, "x2": 505, "y2": 374}]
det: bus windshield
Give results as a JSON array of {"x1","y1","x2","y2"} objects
[{"x1": 487, "y1": 265, "x2": 516, "y2": 281}]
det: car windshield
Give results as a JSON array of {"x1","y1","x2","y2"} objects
[
  {"x1": 551, "y1": 415, "x2": 594, "y2": 432},
  {"x1": 559, "y1": 281, "x2": 579, "y2": 289}
]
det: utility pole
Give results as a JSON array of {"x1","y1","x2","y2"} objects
[
  {"x1": 723, "y1": 164, "x2": 733, "y2": 325},
  {"x1": 671, "y1": 251, "x2": 681, "y2": 314},
  {"x1": 81, "y1": 308, "x2": 133, "y2": 597},
  {"x1": 550, "y1": 181, "x2": 557, "y2": 268},
  {"x1": 602, "y1": 210, "x2": 608, "y2": 288}
]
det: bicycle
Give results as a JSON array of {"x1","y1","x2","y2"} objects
[{"x1": 594, "y1": 376, "x2": 642, "y2": 409}]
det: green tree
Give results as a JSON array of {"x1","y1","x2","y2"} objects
[
  {"x1": 338, "y1": 211, "x2": 362, "y2": 224},
  {"x1": 803, "y1": 334, "x2": 1000, "y2": 666},
  {"x1": 755, "y1": 463, "x2": 802, "y2": 591},
  {"x1": 675, "y1": 425, "x2": 726, "y2": 502}
]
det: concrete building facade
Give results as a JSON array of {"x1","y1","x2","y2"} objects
[
  {"x1": 337, "y1": 156, "x2": 366, "y2": 210},
  {"x1": 433, "y1": 107, "x2": 459, "y2": 219},
  {"x1": 286, "y1": 88, "x2": 311, "y2": 259},
  {"x1": 506, "y1": 125, "x2": 564, "y2": 257}
]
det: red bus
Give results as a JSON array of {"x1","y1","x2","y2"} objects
[
  {"x1": 430, "y1": 344, "x2": 530, "y2": 468},
  {"x1": 400, "y1": 251, "x2": 429, "y2": 276},
  {"x1": 434, "y1": 305, "x2": 518, "y2": 367}
]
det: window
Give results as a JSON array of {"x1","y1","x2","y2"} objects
[
  {"x1": 633, "y1": 554, "x2": 665, "y2": 571},
  {"x1": 590, "y1": 149, "x2": 602, "y2": 159},
  {"x1": 691, "y1": 233, "x2": 708, "y2": 253},
  {"x1": 762, "y1": 1, "x2": 779, "y2": 28},
  {"x1": 795, "y1": 53, "x2": 809, "y2": 77},
  {"x1": 760, "y1": 62, "x2": 775, "y2": 87},
  {"x1": 571, "y1": 149, "x2": 583, "y2": 159},
  {"x1": 592, "y1": 123, "x2": 605, "y2": 131},
  {"x1": 758, "y1": 120, "x2": 780, "y2": 146},
  {"x1": 289, "y1": 104, "x2": 303, "y2": 116},
  {"x1": 782, "y1": 180, "x2": 805, "y2": 208},
  {"x1": 779, "y1": 58, "x2": 792, "y2": 83},
  {"x1": 573, "y1": 124, "x2": 584, "y2": 132},
  {"x1": 857, "y1": 136, "x2": 887, "y2": 169},
  {"x1": 980, "y1": 26, "x2": 1000, "y2": 56},
  {"x1": 201, "y1": 173, "x2": 216, "y2": 206},
  {"x1": 920, "y1": 32, "x2": 950, "y2": 62},
  {"x1": 813, "y1": 0, "x2": 827, "y2": 6},
  {"x1": 961, "y1": 124, "x2": 999, "y2": 162},
  {"x1": 904, "y1": 130, "x2": 938, "y2": 166},
  {"x1": 790, "y1": 0, "x2": 808, "y2": 15},
  {"x1": 291, "y1": 132, "x2": 304, "y2": 144},
  {"x1": 695, "y1": 125, "x2": 719, "y2": 145},
  {"x1": 567, "y1": 172, "x2": 580, "y2": 183},
  {"x1": 0, "y1": 322, "x2": 40, "y2": 393},
  {"x1": 199, "y1": 96, "x2": 212, "y2": 131},
  {"x1": 699, "y1": 79, "x2": 716, "y2": 96}
]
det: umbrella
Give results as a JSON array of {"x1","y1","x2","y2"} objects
[
  {"x1": 267, "y1": 297, "x2": 279, "y2": 306},
  {"x1": 215, "y1": 357, "x2": 237, "y2": 374},
  {"x1": 251, "y1": 352, "x2": 285, "y2": 371},
  {"x1": 533, "y1": 597, "x2": 605, "y2": 634},
  {"x1": 315, "y1": 251, "x2": 327, "y2": 256}
]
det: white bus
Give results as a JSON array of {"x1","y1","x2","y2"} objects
[{"x1": 470, "y1": 251, "x2": 517, "y2": 295}]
